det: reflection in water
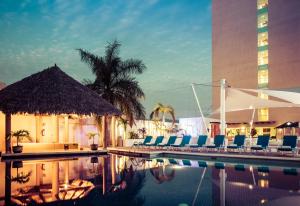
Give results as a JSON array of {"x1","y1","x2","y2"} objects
[
  {"x1": 1, "y1": 155, "x2": 300, "y2": 206},
  {"x1": 150, "y1": 166, "x2": 175, "y2": 184}
]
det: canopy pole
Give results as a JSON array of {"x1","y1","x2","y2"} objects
[
  {"x1": 249, "y1": 109, "x2": 256, "y2": 145},
  {"x1": 220, "y1": 79, "x2": 226, "y2": 135},
  {"x1": 191, "y1": 83, "x2": 209, "y2": 135}
]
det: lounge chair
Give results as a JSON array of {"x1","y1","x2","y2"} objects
[
  {"x1": 182, "y1": 159, "x2": 192, "y2": 166},
  {"x1": 277, "y1": 135, "x2": 297, "y2": 153},
  {"x1": 204, "y1": 135, "x2": 225, "y2": 149},
  {"x1": 234, "y1": 164, "x2": 245, "y2": 171},
  {"x1": 168, "y1": 158, "x2": 178, "y2": 164},
  {"x1": 133, "y1": 135, "x2": 152, "y2": 147},
  {"x1": 215, "y1": 162, "x2": 225, "y2": 169},
  {"x1": 171, "y1": 135, "x2": 191, "y2": 148},
  {"x1": 145, "y1": 136, "x2": 164, "y2": 147},
  {"x1": 227, "y1": 135, "x2": 246, "y2": 151},
  {"x1": 157, "y1": 136, "x2": 177, "y2": 147},
  {"x1": 198, "y1": 161, "x2": 207, "y2": 168},
  {"x1": 257, "y1": 166, "x2": 269, "y2": 173},
  {"x1": 250, "y1": 135, "x2": 270, "y2": 151},
  {"x1": 283, "y1": 168, "x2": 298, "y2": 176},
  {"x1": 188, "y1": 135, "x2": 207, "y2": 148}
]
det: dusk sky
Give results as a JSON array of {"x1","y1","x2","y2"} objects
[{"x1": 0, "y1": 0, "x2": 212, "y2": 118}]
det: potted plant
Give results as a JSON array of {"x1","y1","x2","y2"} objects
[
  {"x1": 87, "y1": 132, "x2": 98, "y2": 150},
  {"x1": 11, "y1": 161, "x2": 32, "y2": 184},
  {"x1": 9, "y1": 130, "x2": 32, "y2": 153}
]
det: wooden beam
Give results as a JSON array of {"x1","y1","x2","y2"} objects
[
  {"x1": 5, "y1": 161, "x2": 11, "y2": 205},
  {"x1": 35, "y1": 115, "x2": 42, "y2": 143},
  {"x1": 110, "y1": 116, "x2": 116, "y2": 147},
  {"x1": 52, "y1": 115, "x2": 59, "y2": 143},
  {"x1": 102, "y1": 116, "x2": 107, "y2": 148},
  {"x1": 52, "y1": 162, "x2": 59, "y2": 200},
  {"x1": 5, "y1": 113, "x2": 11, "y2": 153},
  {"x1": 64, "y1": 116, "x2": 69, "y2": 143}
]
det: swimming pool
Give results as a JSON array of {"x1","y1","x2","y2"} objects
[{"x1": 1, "y1": 154, "x2": 299, "y2": 206}]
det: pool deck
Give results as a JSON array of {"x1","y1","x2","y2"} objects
[
  {"x1": 1, "y1": 149, "x2": 107, "y2": 161},
  {"x1": 108, "y1": 147, "x2": 300, "y2": 163}
]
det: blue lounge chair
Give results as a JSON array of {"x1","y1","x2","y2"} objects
[
  {"x1": 227, "y1": 135, "x2": 246, "y2": 150},
  {"x1": 277, "y1": 135, "x2": 297, "y2": 152},
  {"x1": 283, "y1": 168, "x2": 298, "y2": 176},
  {"x1": 205, "y1": 135, "x2": 225, "y2": 149},
  {"x1": 157, "y1": 136, "x2": 177, "y2": 147},
  {"x1": 250, "y1": 135, "x2": 270, "y2": 151},
  {"x1": 171, "y1": 135, "x2": 191, "y2": 148},
  {"x1": 189, "y1": 135, "x2": 207, "y2": 148},
  {"x1": 182, "y1": 159, "x2": 191, "y2": 166},
  {"x1": 234, "y1": 164, "x2": 245, "y2": 171},
  {"x1": 258, "y1": 166, "x2": 269, "y2": 173},
  {"x1": 198, "y1": 161, "x2": 208, "y2": 168},
  {"x1": 215, "y1": 162, "x2": 225, "y2": 169},
  {"x1": 168, "y1": 158, "x2": 178, "y2": 164},
  {"x1": 133, "y1": 135, "x2": 152, "y2": 146},
  {"x1": 145, "y1": 136, "x2": 164, "y2": 147}
]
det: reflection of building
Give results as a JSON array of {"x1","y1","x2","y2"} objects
[{"x1": 212, "y1": 0, "x2": 300, "y2": 135}]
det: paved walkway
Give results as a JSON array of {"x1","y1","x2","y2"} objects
[
  {"x1": 108, "y1": 147, "x2": 300, "y2": 163},
  {"x1": 1, "y1": 148, "x2": 107, "y2": 161}
]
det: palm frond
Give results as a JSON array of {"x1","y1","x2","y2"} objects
[
  {"x1": 77, "y1": 48, "x2": 106, "y2": 76},
  {"x1": 119, "y1": 59, "x2": 146, "y2": 75}
]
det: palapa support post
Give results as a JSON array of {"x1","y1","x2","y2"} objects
[
  {"x1": 64, "y1": 115, "x2": 69, "y2": 144},
  {"x1": 5, "y1": 161, "x2": 11, "y2": 206},
  {"x1": 5, "y1": 113, "x2": 11, "y2": 153},
  {"x1": 35, "y1": 115, "x2": 42, "y2": 143},
  {"x1": 102, "y1": 116, "x2": 107, "y2": 148},
  {"x1": 110, "y1": 116, "x2": 116, "y2": 147},
  {"x1": 51, "y1": 161, "x2": 59, "y2": 200}
]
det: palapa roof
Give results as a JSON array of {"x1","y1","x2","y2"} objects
[
  {"x1": 0, "y1": 81, "x2": 5, "y2": 90},
  {"x1": 0, "y1": 65, "x2": 121, "y2": 116}
]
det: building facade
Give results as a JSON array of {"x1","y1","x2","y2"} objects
[{"x1": 212, "y1": 0, "x2": 300, "y2": 130}]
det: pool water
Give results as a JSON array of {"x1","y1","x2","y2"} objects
[{"x1": 1, "y1": 155, "x2": 300, "y2": 206}]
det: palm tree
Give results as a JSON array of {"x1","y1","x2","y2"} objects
[
  {"x1": 149, "y1": 103, "x2": 176, "y2": 125},
  {"x1": 77, "y1": 40, "x2": 146, "y2": 126}
]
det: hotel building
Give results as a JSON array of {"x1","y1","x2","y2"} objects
[{"x1": 212, "y1": 0, "x2": 300, "y2": 137}]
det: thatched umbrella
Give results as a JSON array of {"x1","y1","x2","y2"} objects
[{"x1": 0, "y1": 65, "x2": 121, "y2": 153}]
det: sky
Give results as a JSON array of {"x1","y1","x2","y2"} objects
[{"x1": 0, "y1": 0, "x2": 212, "y2": 118}]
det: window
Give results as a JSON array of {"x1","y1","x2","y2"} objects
[
  {"x1": 258, "y1": 32, "x2": 268, "y2": 47},
  {"x1": 258, "y1": 69, "x2": 268, "y2": 86},
  {"x1": 258, "y1": 50, "x2": 268, "y2": 66},
  {"x1": 258, "y1": 108, "x2": 269, "y2": 121},
  {"x1": 257, "y1": 0, "x2": 268, "y2": 9},
  {"x1": 258, "y1": 13, "x2": 268, "y2": 28}
]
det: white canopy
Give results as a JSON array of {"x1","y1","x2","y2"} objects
[
  {"x1": 239, "y1": 88, "x2": 300, "y2": 104},
  {"x1": 213, "y1": 88, "x2": 299, "y2": 113}
]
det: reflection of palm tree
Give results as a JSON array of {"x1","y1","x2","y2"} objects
[
  {"x1": 104, "y1": 165, "x2": 146, "y2": 206},
  {"x1": 62, "y1": 163, "x2": 145, "y2": 206},
  {"x1": 150, "y1": 103, "x2": 176, "y2": 128},
  {"x1": 150, "y1": 166, "x2": 175, "y2": 184}
]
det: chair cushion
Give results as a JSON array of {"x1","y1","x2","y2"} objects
[
  {"x1": 251, "y1": 145, "x2": 263, "y2": 150},
  {"x1": 278, "y1": 146, "x2": 292, "y2": 151},
  {"x1": 227, "y1": 144, "x2": 238, "y2": 149},
  {"x1": 205, "y1": 144, "x2": 216, "y2": 148}
]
